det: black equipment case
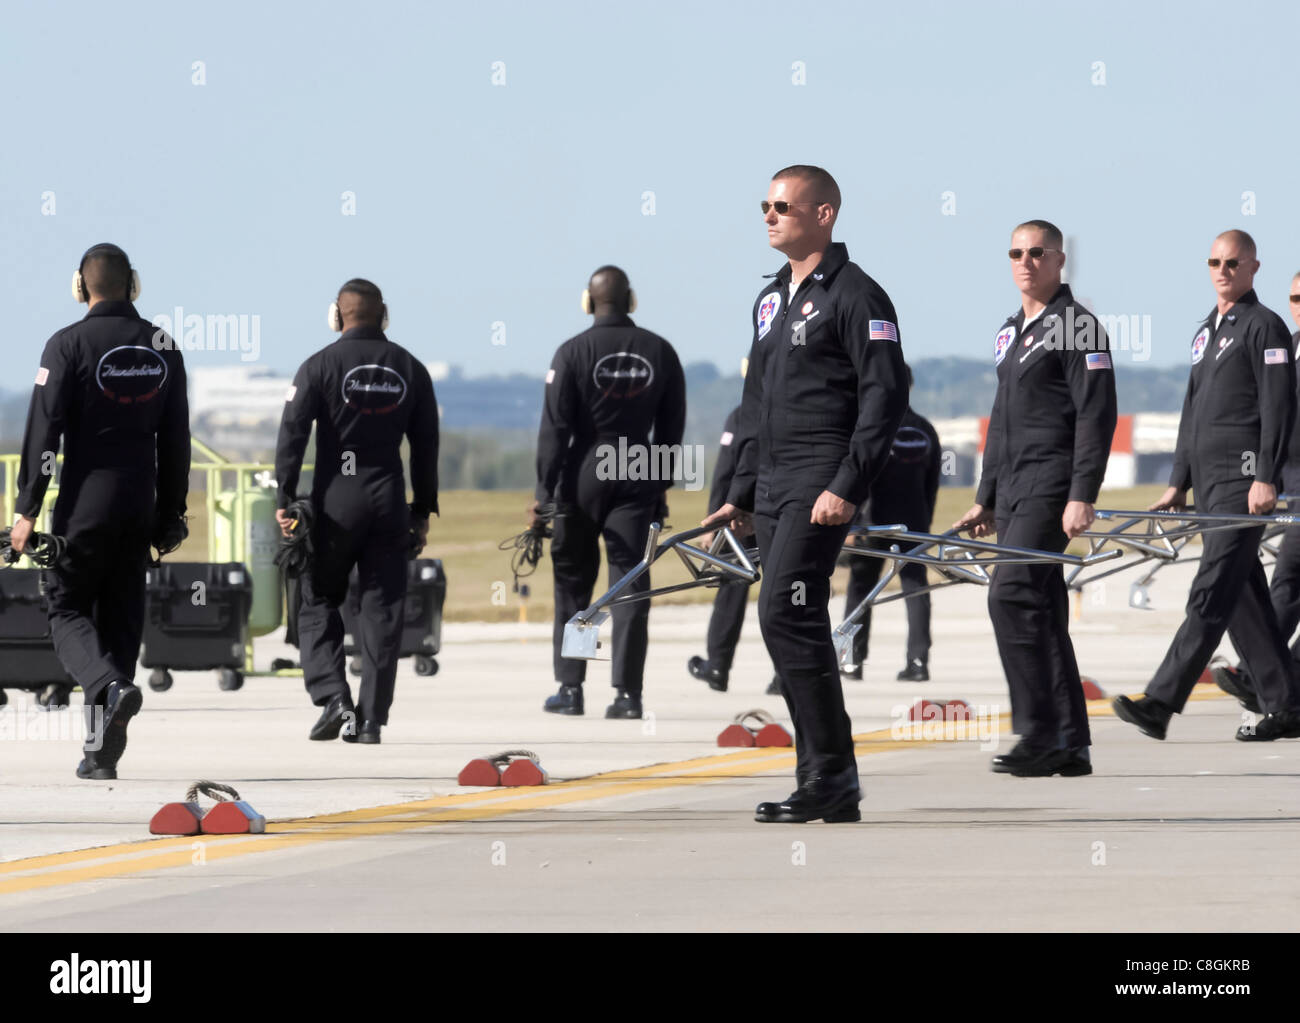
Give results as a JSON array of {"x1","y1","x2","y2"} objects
[
  {"x1": 140, "y1": 562, "x2": 252, "y2": 692},
  {"x1": 341, "y1": 557, "x2": 446, "y2": 676},
  {"x1": 0, "y1": 569, "x2": 75, "y2": 706}
]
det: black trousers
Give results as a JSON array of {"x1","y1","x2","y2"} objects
[
  {"x1": 754, "y1": 505, "x2": 855, "y2": 782},
  {"x1": 705, "y1": 571, "x2": 753, "y2": 671},
  {"x1": 1232, "y1": 514, "x2": 1300, "y2": 672},
  {"x1": 551, "y1": 498, "x2": 658, "y2": 691},
  {"x1": 989, "y1": 497, "x2": 1090, "y2": 750},
  {"x1": 844, "y1": 539, "x2": 931, "y2": 665},
  {"x1": 1148, "y1": 483, "x2": 1298, "y2": 714},
  {"x1": 45, "y1": 471, "x2": 153, "y2": 707},
  {"x1": 298, "y1": 474, "x2": 408, "y2": 725}
]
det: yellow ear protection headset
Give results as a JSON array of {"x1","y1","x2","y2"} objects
[
  {"x1": 328, "y1": 298, "x2": 390, "y2": 332},
  {"x1": 580, "y1": 286, "x2": 637, "y2": 315},
  {"x1": 72, "y1": 243, "x2": 141, "y2": 304}
]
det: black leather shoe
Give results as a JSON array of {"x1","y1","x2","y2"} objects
[
  {"x1": 605, "y1": 689, "x2": 643, "y2": 719},
  {"x1": 765, "y1": 675, "x2": 783, "y2": 696},
  {"x1": 310, "y1": 694, "x2": 355, "y2": 741},
  {"x1": 991, "y1": 739, "x2": 1041, "y2": 774},
  {"x1": 342, "y1": 720, "x2": 381, "y2": 744},
  {"x1": 1010, "y1": 746, "x2": 1093, "y2": 777},
  {"x1": 897, "y1": 659, "x2": 929, "y2": 682},
  {"x1": 754, "y1": 767, "x2": 862, "y2": 823},
  {"x1": 75, "y1": 752, "x2": 115, "y2": 781},
  {"x1": 1112, "y1": 694, "x2": 1171, "y2": 740},
  {"x1": 839, "y1": 665, "x2": 863, "y2": 681},
  {"x1": 1236, "y1": 710, "x2": 1300, "y2": 742},
  {"x1": 687, "y1": 656, "x2": 728, "y2": 692},
  {"x1": 1213, "y1": 665, "x2": 1261, "y2": 714},
  {"x1": 95, "y1": 681, "x2": 143, "y2": 771},
  {"x1": 543, "y1": 684, "x2": 584, "y2": 715}
]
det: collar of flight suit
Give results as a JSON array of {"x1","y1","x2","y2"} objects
[
  {"x1": 84, "y1": 300, "x2": 139, "y2": 319},
  {"x1": 591, "y1": 313, "x2": 635, "y2": 328},
  {"x1": 764, "y1": 241, "x2": 850, "y2": 288},
  {"x1": 336, "y1": 326, "x2": 390, "y2": 342},
  {"x1": 1009, "y1": 282, "x2": 1073, "y2": 331},
  {"x1": 1200, "y1": 288, "x2": 1259, "y2": 330}
]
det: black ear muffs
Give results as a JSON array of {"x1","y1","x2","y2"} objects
[{"x1": 72, "y1": 243, "x2": 140, "y2": 303}]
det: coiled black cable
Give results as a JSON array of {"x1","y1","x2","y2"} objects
[
  {"x1": 499, "y1": 503, "x2": 556, "y2": 592},
  {"x1": 0, "y1": 527, "x2": 68, "y2": 569},
  {"x1": 274, "y1": 499, "x2": 315, "y2": 576}
]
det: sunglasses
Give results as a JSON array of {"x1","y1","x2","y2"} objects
[
  {"x1": 1291, "y1": 294, "x2": 1300, "y2": 303},
  {"x1": 1007, "y1": 247, "x2": 1061, "y2": 260},
  {"x1": 1207, "y1": 258, "x2": 1245, "y2": 270},
  {"x1": 760, "y1": 200, "x2": 821, "y2": 215}
]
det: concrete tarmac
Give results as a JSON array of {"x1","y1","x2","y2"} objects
[{"x1": 1, "y1": 560, "x2": 1297, "y2": 931}]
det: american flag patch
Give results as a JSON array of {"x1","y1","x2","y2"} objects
[
  {"x1": 284, "y1": 385, "x2": 297, "y2": 402},
  {"x1": 1265, "y1": 348, "x2": 1288, "y2": 365},
  {"x1": 34, "y1": 367, "x2": 49, "y2": 386},
  {"x1": 868, "y1": 320, "x2": 898, "y2": 342},
  {"x1": 545, "y1": 369, "x2": 556, "y2": 384},
  {"x1": 1085, "y1": 353, "x2": 1112, "y2": 371},
  {"x1": 720, "y1": 431, "x2": 734, "y2": 446}
]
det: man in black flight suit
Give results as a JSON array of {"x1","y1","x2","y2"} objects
[
  {"x1": 531, "y1": 266, "x2": 686, "y2": 719},
  {"x1": 1113, "y1": 232, "x2": 1300, "y2": 742},
  {"x1": 841, "y1": 364, "x2": 941, "y2": 682},
  {"x1": 1213, "y1": 269, "x2": 1300, "y2": 712},
  {"x1": 955, "y1": 219, "x2": 1116, "y2": 777},
  {"x1": 14, "y1": 243, "x2": 190, "y2": 780},
  {"x1": 276, "y1": 279, "x2": 439, "y2": 745},
  {"x1": 705, "y1": 165, "x2": 908, "y2": 823}
]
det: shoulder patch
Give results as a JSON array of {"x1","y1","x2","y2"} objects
[
  {"x1": 35, "y1": 367, "x2": 49, "y2": 386},
  {"x1": 868, "y1": 320, "x2": 898, "y2": 342},
  {"x1": 1085, "y1": 352, "x2": 1112, "y2": 371},
  {"x1": 545, "y1": 368, "x2": 556, "y2": 384},
  {"x1": 1265, "y1": 348, "x2": 1288, "y2": 365},
  {"x1": 285, "y1": 385, "x2": 297, "y2": 402},
  {"x1": 720, "y1": 431, "x2": 734, "y2": 446}
]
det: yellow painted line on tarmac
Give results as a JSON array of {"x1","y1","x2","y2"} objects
[{"x1": 0, "y1": 685, "x2": 1239, "y2": 895}]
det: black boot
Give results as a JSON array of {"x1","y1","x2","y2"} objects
[
  {"x1": 543, "y1": 684, "x2": 584, "y2": 716},
  {"x1": 687, "y1": 656, "x2": 728, "y2": 692},
  {"x1": 342, "y1": 720, "x2": 381, "y2": 744},
  {"x1": 755, "y1": 766, "x2": 861, "y2": 823},
  {"x1": 605, "y1": 689, "x2": 643, "y2": 719},
  {"x1": 310, "y1": 693, "x2": 355, "y2": 740},
  {"x1": 1009, "y1": 745, "x2": 1093, "y2": 777},
  {"x1": 1212, "y1": 665, "x2": 1261, "y2": 714},
  {"x1": 991, "y1": 738, "x2": 1042, "y2": 774},
  {"x1": 1236, "y1": 710, "x2": 1300, "y2": 741},
  {"x1": 896, "y1": 659, "x2": 929, "y2": 682},
  {"x1": 1112, "y1": 694, "x2": 1172, "y2": 740}
]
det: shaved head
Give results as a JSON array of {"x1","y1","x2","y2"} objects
[
  {"x1": 587, "y1": 265, "x2": 633, "y2": 313},
  {"x1": 81, "y1": 244, "x2": 132, "y2": 301},
  {"x1": 1012, "y1": 220, "x2": 1064, "y2": 250},
  {"x1": 1215, "y1": 229, "x2": 1257, "y2": 259},
  {"x1": 772, "y1": 165, "x2": 841, "y2": 215},
  {"x1": 336, "y1": 278, "x2": 385, "y2": 329}
]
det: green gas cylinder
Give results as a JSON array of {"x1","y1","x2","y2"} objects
[{"x1": 212, "y1": 477, "x2": 283, "y2": 637}]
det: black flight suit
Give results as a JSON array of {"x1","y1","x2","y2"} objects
[
  {"x1": 538, "y1": 313, "x2": 686, "y2": 694},
  {"x1": 276, "y1": 327, "x2": 439, "y2": 726},
  {"x1": 16, "y1": 301, "x2": 190, "y2": 707},
  {"x1": 844, "y1": 406, "x2": 942, "y2": 666},
  {"x1": 701, "y1": 406, "x2": 754, "y2": 673},
  {"x1": 1145, "y1": 293, "x2": 1299, "y2": 715},
  {"x1": 978, "y1": 285, "x2": 1116, "y2": 752},
  {"x1": 729, "y1": 242, "x2": 908, "y2": 783}
]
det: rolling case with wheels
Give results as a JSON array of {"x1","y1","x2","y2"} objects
[
  {"x1": 342, "y1": 558, "x2": 445, "y2": 677},
  {"x1": 0, "y1": 569, "x2": 75, "y2": 708},
  {"x1": 140, "y1": 562, "x2": 253, "y2": 692}
]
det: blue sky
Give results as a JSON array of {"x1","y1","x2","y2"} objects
[{"x1": 2, "y1": 0, "x2": 1297, "y2": 381}]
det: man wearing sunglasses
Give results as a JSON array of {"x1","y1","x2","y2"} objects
[
  {"x1": 954, "y1": 220, "x2": 1117, "y2": 777},
  {"x1": 1213, "y1": 270, "x2": 1300, "y2": 712},
  {"x1": 1114, "y1": 233, "x2": 1300, "y2": 742},
  {"x1": 703, "y1": 165, "x2": 908, "y2": 823}
]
